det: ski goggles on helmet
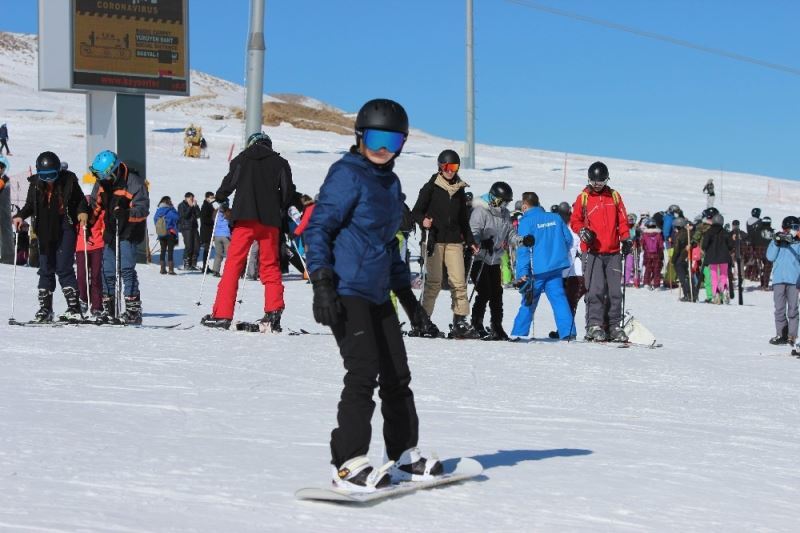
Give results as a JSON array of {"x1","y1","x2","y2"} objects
[
  {"x1": 439, "y1": 163, "x2": 460, "y2": 173},
  {"x1": 37, "y1": 169, "x2": 59, "y2": 182},
  {"x1": 361, "y1": 128, "x2": 406, "y2": 153}
]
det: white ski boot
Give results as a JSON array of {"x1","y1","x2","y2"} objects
[
  {"x1": 332, "y1": 456, "x2": 393, "y2": 493},
  {"x1": 388, "y1": 447, "x2": 443, "y2": 482}
]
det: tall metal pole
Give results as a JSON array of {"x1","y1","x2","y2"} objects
[
  {"x1": 464, "y1": 0, "x2": 475, "y2": 169},
  {"x1": 245, "y1": 0, "x2": 266, "y2": 144}
]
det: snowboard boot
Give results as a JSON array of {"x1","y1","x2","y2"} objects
[
  {"x1": 160, "y1": 261, "x2": 167, "y2": 275},
  {"x1": 471, "y1": 317, "x2": 489, "y2": 339},
  {"x1": 257, "y1": 309, "x2": 283, "y2": 333},
  {"x1": 484, "y1": 320, "x2": 509, "y2": 341},
  {"x1": 97, "y1": 295, "x2": 119, "y2": 324},
  {"x1": 388, "y1": 447, "x2": 443, "y2": 483},
  {"x1": 585, "y1": 325, "x2": 607, "y2": 342},
  {"x1": 768, "y1": 335, "x2": 788, "y2": 345},
  {"x1": 58, "y1": 287, "x2": 84, "y2": 322},
  {"x1": 201, "y1": 314, "x2": 232, "y2": 330},
  {"x1": 450, "y1": 314, "x2": 481, "y2": 339},
  {"x1": 33, "y1": 289, "x2": 54, "y2": 323},
  {"x1": 332, "y1": 456, "x2": 392, "y2": 493},
  {"x1": 608, "y1": 325, "x2": 629, "y2": 343},
  {"x1": 168, "y1": 261, "x2": 176, "y2": 275},
  {"x1": 712, "y1": 293, "x2": 721, "y2": 305},
  {"x1": 121, "y1": 294, "x2": 143, "y2": 325}
]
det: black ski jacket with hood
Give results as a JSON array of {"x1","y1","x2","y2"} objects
[
  {"x1": 411, "y1": 172, "x2": 474, "y2": 247},
  {"x1": 215, "y1": 143, "x2": 294, "y2": 229}
]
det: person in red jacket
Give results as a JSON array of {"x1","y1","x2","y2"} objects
[
  {"x1": 76, "y1": 195, "x2": 105, "y2": 317},
  {"x1": 569, "y1": 161, "x2": 631, "y2": 342}
]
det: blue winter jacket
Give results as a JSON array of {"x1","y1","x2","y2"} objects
[
  {"x1": 766, "y1": 239, "x2": 800, "y2": 285},
  {"x1": 214, "y1": 210, "x2": 231, "y2": 238},
  {"x1": 304, "y1": 150, "x2": 409, "y2": 304},
  {"x1": 515, "y1": 206, "x2": 573, "y2": 278},
  {"x1": 662, "y1": 212, "x2": 674, "y2": 244},
  {"x1": 153, "y1": 204, "x2": 179, "y2": 237}
]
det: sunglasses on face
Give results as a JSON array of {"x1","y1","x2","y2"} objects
[
  {"x1": 361, "y1": 128, "x2": 406, "y2": 153},
  {"x1": 439, "y1": 163, "x2": 460, "y2": 173}
]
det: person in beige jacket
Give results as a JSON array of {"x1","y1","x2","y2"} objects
[{"x1": 411, "y1": 150, "x2": 479, "y2": 338}]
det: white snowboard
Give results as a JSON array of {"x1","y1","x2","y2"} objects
[
  {"x1": 623, "y1": 312, "x2": 662, "y2": 348},
  {"x1": 295, "y1": 457, "x2": 483, "y2": 503}
]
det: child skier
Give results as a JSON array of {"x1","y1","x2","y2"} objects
[
  {"x1": 468, "y1": 181, "x2": 515, "y2": 340},
  {"x1": 304, "y1": 98, "x2": 442, "y2": 492},
  {"x1": 12, "y1": 151, "x2": 88, "y2": 321},
  {"x1": 640, "y1": 218, "x2": 664, "y2": 290},
  {"x1": 701, "y1": 213, "x2": 734, "y2": 304},
  {"x1": 765, "y1": 216, "x2": 800, "y2": 345}
]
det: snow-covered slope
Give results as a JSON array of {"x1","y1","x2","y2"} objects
[{"x1": 1, "y1": 32, "x2": 799, "y2": 532}]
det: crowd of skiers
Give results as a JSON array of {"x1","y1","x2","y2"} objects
[{"x1": 7, "y1": 96, "x2": 800, "y2": 492}]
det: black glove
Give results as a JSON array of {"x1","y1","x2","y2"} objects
[
  {"x1": 621, "y1": 239, "x2": 633, "y2": 255},
  {"x1": 395, "y1": 287, "x2": 434, "y2": 330},
  {"x1": 579, "y1": 227, "x2": 596, "y2": 244},
  {"x1": 309, "y1": 269, "x2": 342, "y2": 326},
  {"x1": 480, "y1": 237, "x2": 494, "y2": 251},
  {"x1": 522, "y1": 235, "x2": 534, "y2": 247},
  {"x1": 774, "y1": 232, "x2": 791, "y2": 246},
  {"x1": 113, "y1": 207, "x2": 129, "y2": 221}
]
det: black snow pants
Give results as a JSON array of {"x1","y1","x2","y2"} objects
[
  {"x1": 329, "y1": 295, "x2": 419, "y2": 467},
  {"x1": 471, "y1": 261, "x2": 503, "y2": 327}
]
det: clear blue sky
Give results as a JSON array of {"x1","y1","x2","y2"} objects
[{"x1": 2, "y1": 0, "x2": 798, "y2": 179}]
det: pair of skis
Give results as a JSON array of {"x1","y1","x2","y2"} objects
[{"x1": 8, "y1": 318, "x2": 191, "y2": 330}]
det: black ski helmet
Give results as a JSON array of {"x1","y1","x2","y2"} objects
[
  {"x1": 702, "y1": 207, "x2": 719, "y2": 220},
  {"x1": 673, "y1": 217, "x2": 687, "y2": 228},
  {"x1": 550, "y1": 204, "x2": 559, "y2": 213},
  {"x1": 732, "y1": 219, "x2": 740, "y2": 227},
  {"x1": 558, "y1": 201, "x2": 571, "y2": 215},
  {"x1": 782, "y1": 215, "x2": 800, "y2": 229},
  {"x1": 588, "y1": 161, "x2": 609, "y2": 181},
  {"x1": 437, "y1": 149, "x2": 460, "y2": 166},
  {"x1": 751, "y1": 207, "x2": 761, "y2": 218},
  {"x1": 355, "y1": 98, "x2": 409, "y2": 134},
  {"x1": 762, "y1": 216, "x2": 772, "y2": 225},
  {"x1": 712, "y1": 213, "x2": 724, "y2": 226},
  {"x1": 489, "y1": 181, "x2": 513, "y2": 204},
  {"x1": 465, "y1": 191, "x2": 473, "y2": 202},
  {"x1": 36, "y1": 151, "x2": 61, "y2": 182}
]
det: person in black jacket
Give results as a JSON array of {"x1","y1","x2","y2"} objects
[
  {"x1": 411, "y1": 149, "x2": 479, "y2": 338},
  {"x1": 199, "y1": 191, "x2": 216, "y2": 271},
  {"x1": 701, "y1": 213, "x2": 734, "y2": 304},
  {"x1": 178, "y1": 192, "x2": 201, "y2": 270},
  {"x1": 201, "y1": 132, "x2": 295, "y2": 331},
  {"x1": 12, "y1": 151, "x2": 88, "y2": 322}
]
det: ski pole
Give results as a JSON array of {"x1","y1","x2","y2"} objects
[
  {"x1": 687, "y1": 226, "x2": 694, "y2": 303},
  {"x1": 419, "y1": 229, "x2": 430, "y2": 303},
  {"x1": 620, "y1": 249, "x2": 627, "y2": 328},
  {"x1": 468, "y1": 256, "x2": 486, "y2": 304},
  {"x1": 8, "y1": 228, "x2": 18, "y2": 323},
  {"x1": 115, "y1": 223, "x2": 123, "y2": 318},
  {"x1": 83, "y1": 225, "x2": 90, "y2": 311},
  {"x1": 237, "y1": 242, "x2": 255, "y2": 310},
  {"x1": 195, "y1": 210, "x2": 220, "y2": 306}
]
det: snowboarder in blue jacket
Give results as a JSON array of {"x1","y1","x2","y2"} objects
[
  {"x1": 510, "y1": 192, "x2": 576, "y2": 340},
  {"x1": 304, "y1": 99, "x2": 442, "y2": 492}
]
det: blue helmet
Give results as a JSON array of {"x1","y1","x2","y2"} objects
[
  {"x1": 246, "y1": 132, "x2": 272, "y2": 148},
  {"x1": 0, "y1": 155, "x2": 8, "y2": 176},
  {"x1": 36, "y1": 151, "x2": 61, "y2": 182},
  {"x1": 89, "y1": 150, "x2": 120, "y2": 181}
]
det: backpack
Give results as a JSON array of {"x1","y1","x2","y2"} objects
[
  {"x1": 155, "y1": 215, "x2": 168, "y2": 237},
  {"x1": 579, "y1": 188, "x2": 621, "y2": 222},
  {"x1": 642, "y1": 233, "x2": 660, "y2": 254}
]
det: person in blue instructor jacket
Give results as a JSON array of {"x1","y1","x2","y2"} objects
[{"x1": 510, "y1": 191, "x2": 576, "y2": 340}]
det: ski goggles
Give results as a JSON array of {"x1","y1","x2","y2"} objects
[
  {"x1": 439, "y1": 163, "x2": 460, "y2": 173},
  {"x1": 361, "y1": 128, "x2": 406, "y2": 153},
  {"x1": 787, "y1": 223, "x2": 800, "y2": 231},
  {"x1": 37, "y1": 169, "x2": 59, "y2": 182}
]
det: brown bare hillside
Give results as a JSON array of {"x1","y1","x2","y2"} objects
[{"x1": 263, "y1": 99, "x2": 354, "y2": 135}]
